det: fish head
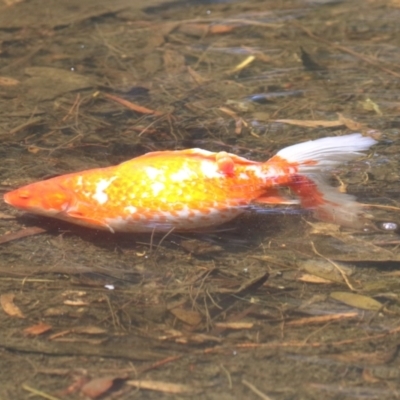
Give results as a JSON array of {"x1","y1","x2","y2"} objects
[{"x1": 4, "y1": 180, "x2": 73, "y2": 217}]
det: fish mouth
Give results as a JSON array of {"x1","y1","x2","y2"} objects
[
  {"x1": 3, "y1": 189, "x2": 22, "y2": 207},
  {"x1": 3, "y1": 192, "x2": 11, "y2": 205}
]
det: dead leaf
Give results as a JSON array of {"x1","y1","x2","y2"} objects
[
  {"x1": 127, "y1": 380, "x2": 198, "y2": 394},
  {"x1": 81, "y1": 377, "x2": 123, "y2": 399},
  {"x1": 326, "y1": 347, "x2": 397, "y2": 365},
  {"x1": 0, "y1": 76, "x2": 20, "y2": 86},
  {"x1": 61, "y1": 290, "x2": 87, "y2": 297},
  {"x1": 24, "y1": 322, "x2": 52, "y2": 336},
  {"x1": 178, "y1": 23, "x2": 236, "y2": 38},
  {"x1": 274, "y1": 119, "x2": 343, "y2": 128},
  {"x1": 50, "y1": 326, "x2": 106, "y2": 338},
  {"x1": 59, "y1": 375, "x2": 90, "y2": 396},
  {"x1": 72, "y1": 326, "x2": 107, "y2": 335},
  {"x1": 175, "y1": 333, "x2": 221, "y2": 344},
  {"x1": 63, "y1": 300, "x2": 89, "y2": 306},
  {"x1": 297, "y1": 259, "x2": 354, "y2": 284},
  {"x1": 180, "y1": 239, "x2": 223, "y2": 255},
  {"x1": 360, "y1": 98, "x2": 382, "y2": 115},
  {"x1": 158, "y1": 328, "x2": 183, "y2": 340},
  {"x1": 287, "y1": 312, "x2": 358, "y2": 326},
  {"x1": 362, "y1": 368, "x2": 381, "y2": 383},
  {"x1": 330, "y1": 292, "x2": 383, "y2": 311},
  {"x1": 158, "y1": 329, "x2": 221, "y2": 344},
  {"x1": 178, "y1": 23, "x2": 209, "y2": 37},
  {"x1": 298, "y1": 273, "x2": 334, "y2": 284},
  {"x1": 49, "y1": 330, "x2": 73, "y2": 340},
  {"x1": 62, "y1": 290, "x2": 89, "y2": 306},
  {"x1": 169, "y1": 307, "x2": 202, "y2": 326},
  {"x1": 214, "y1": 321, "x2": 254, "y2": 330},
  {"x1": 308, "y1": 222, "x2": 341, "y2": 236},
  {"x1": 2, "y1": 0, "x2": 24, "y2": 6},
  {"x1": 209, "y1": 24, "x2": 237, "y2": 34},
  {"x1": 0, "y1": 293, "x2": 25, "y2": 318},
  {"x1": 27, "y1": 145, "x2": 41, "y2": 154},
  {"x1": 24, "y1": 67, "x2": 93, "y2": 101}
]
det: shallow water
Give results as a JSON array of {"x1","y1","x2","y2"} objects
[{"x1": 1, "y1": 0, "x2": 400, "y2": 399}]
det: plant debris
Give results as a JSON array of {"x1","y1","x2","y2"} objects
[{"x1": 1, "y1": 0, "x2": 400, "y2": 399}]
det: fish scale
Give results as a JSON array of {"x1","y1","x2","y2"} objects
[{"x1": 3, "y1": 134, "x2": 377, "y2": 232}]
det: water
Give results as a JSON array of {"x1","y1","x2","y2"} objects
[{"x1": 1, "y1": 0, "x2": 400, "y2": 398}]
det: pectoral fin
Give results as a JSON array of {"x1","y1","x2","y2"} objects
[{"x1": 62, "y1": 210, "x2": 114, "y2": 233}]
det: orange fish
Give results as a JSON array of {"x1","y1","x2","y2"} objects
[{"x1": 4, "y1": 133, "x2": 376, "y2": 233}]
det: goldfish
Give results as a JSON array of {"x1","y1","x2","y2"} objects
[{"x1": 4, "y1": 133, "x2": 376, "y2": 233}]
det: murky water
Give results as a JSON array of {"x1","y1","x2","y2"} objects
[{"x1": 1, "y1": 0, "x2": 400, "y2": 399}]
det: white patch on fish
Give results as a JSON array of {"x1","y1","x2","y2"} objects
[
  {"x1": 144, "y1": 167, "x2": 160, "y2": 180},
  {"x1": 151, "y1": 182, "x2": 165, "y2": 196},
  {"x1": 200, "y1": 161, "x2": 222, "y2": 179},
  {"x1": 93, "y1": 177, "x2": 116, "y2": 205},
  {"x1": 170, "y1": 167, "x2": 195, "y2": 182}
]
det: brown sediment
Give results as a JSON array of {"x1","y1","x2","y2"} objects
[{"x1": 0, "y1": 0, "x2": 399, "y2": 399}]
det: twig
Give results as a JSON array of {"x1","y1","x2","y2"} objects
[
  {"x1": 8, "y1": 118, "x2": 44, "y2": 135},
  {"x1": 310, "y1": 241, "x2": 356, "y2": 291},
  {"x1": 242, "y1": 380, "x2": 273, "y2": 400},
  {"x1": 48, "y1": 131, "x2": 83, "y2": 155},
  {"x1": 0, "y1": 227, "x2": 47, "y2": 245},
  {"x1": 62, "y1": 93, "x2": 81, "y2": 122},
  {"x1": 155, "y1": 227, "x2": 175, "y2": 252},
  {"x1": 104, "y1": 295, "x2": 119, "y2": 330},
  {"x1": 220, "y1": 364, "x2": 233, "y2": 389},
  {"x1": 139, "y1": 355, "x2": 182, "y2": 374},
  {"x1": 103, "y1": 92, "x2": 163, "y2": 116},
  {"x1": 138, "y1": 114, "x2": 166, "y2": 137},
  {"x1": 22, "y1": 384, "x2": 61, "y2": 400}
]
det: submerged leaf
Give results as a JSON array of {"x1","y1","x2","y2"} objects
[
  {"x1": 24, "y1": 322, "x2": 52, "y2": 336},
  {"x1": 127, "y1": 380, "x2": 198, "y2": 394},
  {"x1": 169, "y1": 307, "x2": 202, "y2": 326},
  {"x1": 274, "y1": 119, "x2": 343, "y2": 128},
  {"x1": 330, "y1": 292, "x2": 383, "y2": 311},
  {"x1": 81, "y1": 377, "x2": 122, "y2": 399},
  {"x1": 298, "y1": 259, "x2": 354, "y2": 284},
  {"x1": 0, "y1": 293, "x2": 25, "y2": 318}
]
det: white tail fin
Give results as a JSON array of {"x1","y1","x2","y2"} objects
[{"x1": 276, "y1": 133, "x2": 377, "y2": 227}]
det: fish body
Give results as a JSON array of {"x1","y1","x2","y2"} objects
[{"x1": 3, "y1": 134, "x2": 377, "y2": 232}]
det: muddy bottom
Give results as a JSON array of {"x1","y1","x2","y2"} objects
[{"x1": 1, "y1": 0, "x2": 400, "y2": 399}]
